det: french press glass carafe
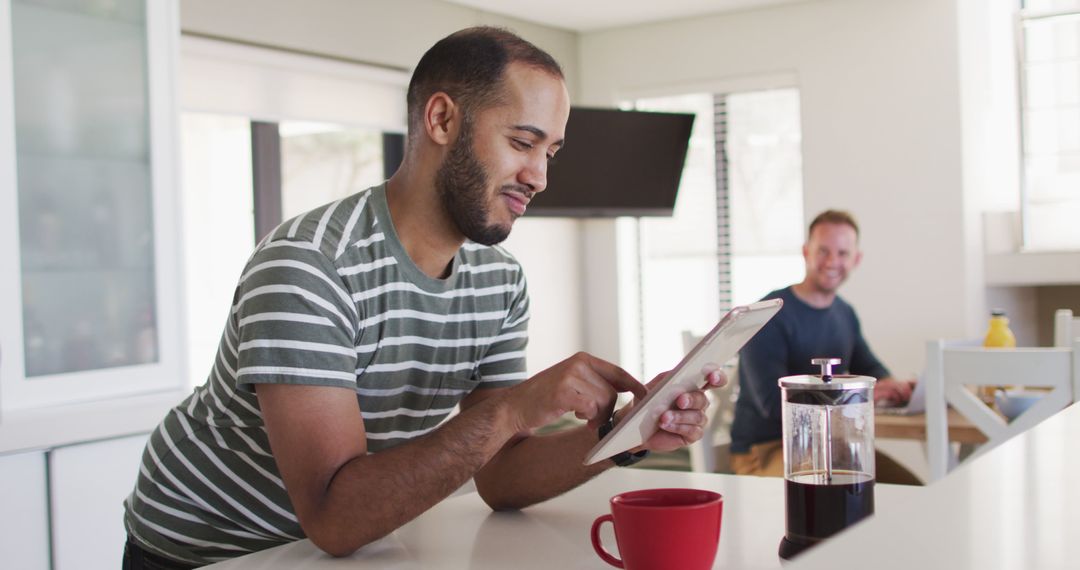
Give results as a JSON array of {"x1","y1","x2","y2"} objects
[{"x1": 778, "y1": 358, "x2": 876, "y2": 560}]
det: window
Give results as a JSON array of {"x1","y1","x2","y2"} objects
[
  {"x1": 630, "y1": 94, "x2": 721, "y2": 378},
  {"x1": 179, "y1": 112, "x2": 254, "y2": 382},
  {"x1": 1019, "y1": 0, "x2": 1080, "y2": 249},
  {"x1": 628, "y1": 88, "x2": 804, "y2": 379},
  {"x1": 178, "y1": 36, "x2": 407, "y2": 386},
  {"x1": 726, "y1": 89, "x2": 805, "y2": 307},
  {"x1": 279, "y1": 121, "x2": 388, "y2": 220}
]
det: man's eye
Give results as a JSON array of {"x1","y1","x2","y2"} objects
[{"x1": 512, "y1": 138, "x2": 533, "y2": 150}]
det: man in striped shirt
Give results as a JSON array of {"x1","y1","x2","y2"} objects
[{"x1": 123, "y1": 26, "x2": 725, "y2": 568}]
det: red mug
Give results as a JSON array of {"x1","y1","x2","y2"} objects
[{"x1": 590, "y1": 488, "x2": 723, "y2": 570}]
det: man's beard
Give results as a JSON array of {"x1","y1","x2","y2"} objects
[
  {"x1": 435, "y1": 122, "x2": 512, "y2": 246},
  {"x1": 810, "y1": 271, "x2": 845, "y2": 295}
]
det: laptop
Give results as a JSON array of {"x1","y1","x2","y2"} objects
[{"x1": 875, "y1": 376, "x2": 925, "y2": 416}]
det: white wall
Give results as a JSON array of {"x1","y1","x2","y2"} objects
[
  {"x1": 956, "y1": 0, "x2": 1029, "y2": 337},
  {"x1": 180, "y1": 0, "x2": 579, "y2": 95},
  {"x1": 179, "y1": 0, "x2": 584, "y2": 374},
  {"x1": 178, "y1": 0, "x2": 1031, "y2": 376},
  {"x1": 577, "y1": 0, "x2": 995, "y2": 375}
]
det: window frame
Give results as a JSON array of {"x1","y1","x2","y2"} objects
[
  {"x1": 612, "y1": 73, "x2": 802, "y2": 379},
  {"x1": 1016, "y1": 1, "x2": 1080, "y2": 250}
]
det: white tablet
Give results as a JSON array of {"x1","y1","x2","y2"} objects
[{"x1": 583, "y1": 298, "x2": 784, "y2": 465}]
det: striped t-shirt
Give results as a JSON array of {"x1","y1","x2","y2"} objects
[{"x1": 123, "y1": 184, "x2": 530, "y2": 564}]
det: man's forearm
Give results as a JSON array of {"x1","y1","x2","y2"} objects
[
  {"x1": 473, "y1": 422, "x2": 613, "y2": 510},
  {"x1": 304, "y1": 394, "x2": 517, "y2": 556}
]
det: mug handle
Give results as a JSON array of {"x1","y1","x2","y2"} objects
[{"x1": 590, "y1": 514, "x2": 624, "y2": 568}]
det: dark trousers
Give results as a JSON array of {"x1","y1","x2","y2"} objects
[{"x1": 122, "y1": 536, "x2": 200, "y2": 570}]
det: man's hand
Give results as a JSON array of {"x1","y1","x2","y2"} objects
[
  {"x1": 502, "y1": 352, "x2": 648, "y2": 435},
  {"x1": 614, "y1": 369, "x2": 727, "y2": 453},
  {"x1": 472, "y1": 361, "x2": 726, "y2": 510},
  {"x1": 874, "y1": 377, "x2": 916, "y2": 405}
]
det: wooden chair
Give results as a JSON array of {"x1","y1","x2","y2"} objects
[
  {"x1": 682, "y1": 331, "x2": 739, "y2": 473},
  {"x1": 924, "y1": 337, "x2": 1080, "y2": 481}
]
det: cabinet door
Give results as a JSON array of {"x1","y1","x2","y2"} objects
[
  {"x1": 0, "y1": 450, "x2": 50, "y2": 570},
  {"x1": 0, "y1": 0, "x2": 184, "y2": 412},
  {"x1": 50, "y1": 433, "x2": 149, "y2": 570}
]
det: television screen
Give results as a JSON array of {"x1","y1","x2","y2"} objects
[{"x1": 529, "y1": 107, "x2": 695, "y2": 217}]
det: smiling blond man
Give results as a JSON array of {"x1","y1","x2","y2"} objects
[{"x1": 729, "y1": 209, "x2": 919, "y2": 484}]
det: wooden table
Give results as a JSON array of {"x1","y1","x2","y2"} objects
[{"x1": 875, "y1": 408, "x2": 987, "y2": 444}]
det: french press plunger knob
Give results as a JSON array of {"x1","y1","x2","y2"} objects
[{"x1": 811, "y1": 357, "x2": 842, "y2": 382}]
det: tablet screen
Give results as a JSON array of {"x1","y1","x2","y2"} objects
[{"x1": 583, "y1": 298, "x2": 783, "y2": 465}]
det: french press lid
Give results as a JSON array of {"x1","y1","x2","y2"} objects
[{"x1": 778, "y1": 358, "x2": 876, "y2": 404}]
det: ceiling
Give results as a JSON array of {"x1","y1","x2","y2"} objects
[{"x1": 443, "y1": 0, "x2": 809, "y2": 32}]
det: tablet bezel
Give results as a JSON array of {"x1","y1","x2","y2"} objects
[{"x1": 582, "y1": 298, "x2": 783, "y2": 465}]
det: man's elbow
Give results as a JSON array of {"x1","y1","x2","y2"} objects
[
  {"x1": 477, "y1": 488, "x2": 520, "y2": 512},
  {"x1": 311, "y1": 537, "x2": 359, "y2": 559},
  {"x1": 304, "y1": 520, "x2": 383, "y2": 558},
  {"x1": 476, "y1": 483, "x2": 534, "y2": 512}
]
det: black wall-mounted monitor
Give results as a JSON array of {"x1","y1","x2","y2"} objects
[{"x1": 529, "y1": 107, "x2": 695, "y2": 218}]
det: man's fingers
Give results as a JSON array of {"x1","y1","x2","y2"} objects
[
  {"x1": 706, "y1": 370, "x2": 727, "y2": 388},
  {"x1": 646, "y1": 371, "x2": 670, "y2": 389},
  {"x1": 582, "y1": 353, "x2": 647, "y2": 399},
  {"x1": 661, "y1": 409, "x2": 707, "y2": 429},
  {"x1": 883, "y1": 381, "x2": 912, "y2": 402},
  {"x1": 657, "y1": 414, "x2": 704, "y2": 441},
  {"x1": 561, "y1": 373, "x2": 618, "y2": 429},
  {"x1": 676, "y1": 391, "x2": 710, "y2": 411}
]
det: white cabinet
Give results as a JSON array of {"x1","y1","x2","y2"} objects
[
  {"x1": 50, "y1": 434, "x2": 149, "y2": 570},
  {"x1": 0, "y1": 0, "x2": 186, "y2": 447},
  {"x1": 0, "y1": 450, "x2": 50, "y2": 570}
]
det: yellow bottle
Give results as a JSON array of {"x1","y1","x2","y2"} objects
[
  {"x1": 983, "y1": 309, "x2": 1016, "y2": 349},
  {"x1": 980, "y1": 309, "x2": 1016, "y2": 403}
]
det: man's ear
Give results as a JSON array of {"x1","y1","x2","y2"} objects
[
  {"x1": 423, "y1": 92, "x2": 459, "y2": 146},
  {"x1": 852, "y1": 249, "x2": 863, "y2": 270}
]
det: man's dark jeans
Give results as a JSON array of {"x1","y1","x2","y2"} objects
[{"x1": 122, "y1": 536, "x2": 200, "y2": 570}]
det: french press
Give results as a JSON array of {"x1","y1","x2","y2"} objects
[{"x1": 778, "y1": 358, "x2": 877, "y2": 560}]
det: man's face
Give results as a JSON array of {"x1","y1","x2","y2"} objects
[
  {"x1": 802, "y1": 222, "x2": 862, "y2": 295},
  {"x1": 435, "y1": 63, "x2": 570, "y2": 245}
]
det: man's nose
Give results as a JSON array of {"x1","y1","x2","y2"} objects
[{"x1": 519, "y1": 156, "x2": 547, "y2": 194}]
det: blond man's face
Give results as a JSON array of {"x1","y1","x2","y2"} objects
[{"x1": 802, "y1": 222, "x2": 862, "y2": 294}]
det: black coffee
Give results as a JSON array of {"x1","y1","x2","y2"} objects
[{"x1": 784, "y1": 471, "x2": 874, "y2": 544}]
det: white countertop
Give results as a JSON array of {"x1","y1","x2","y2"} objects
[
  {"x1": 203, "y1": 401, "x2": 1080, "y2": 569},
  {"x1": 204, "y1": 467, "x2": 921, "y2": 569},
  {"x1": 792, "y1": 402, "x2": 1080, "y2": 570}
]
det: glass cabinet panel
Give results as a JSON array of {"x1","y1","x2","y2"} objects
[
  {"x1": 11, "y1": 0, "x2": 157, "y2": 377},
  {"x1": 0, "y1": 0, "x2": 182, "y2": 416}
]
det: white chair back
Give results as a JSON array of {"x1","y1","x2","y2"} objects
[
  {"x1": 924, "y1": 337, "x2": 1080, "y2": 482},
  {"x1": 682, "y1": 331, "x2": 739, "y2": 473},
  {"x1": 1054, "y1": 309, "x2": 1080, "y2": 347}
]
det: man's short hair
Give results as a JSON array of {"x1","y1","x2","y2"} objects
[
  {"x1": 808, "y1": 209, "x2": 860, "y2": 240},
  {"x1": 406, "y1": 26, "x2": 563, "y2": 139}
]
